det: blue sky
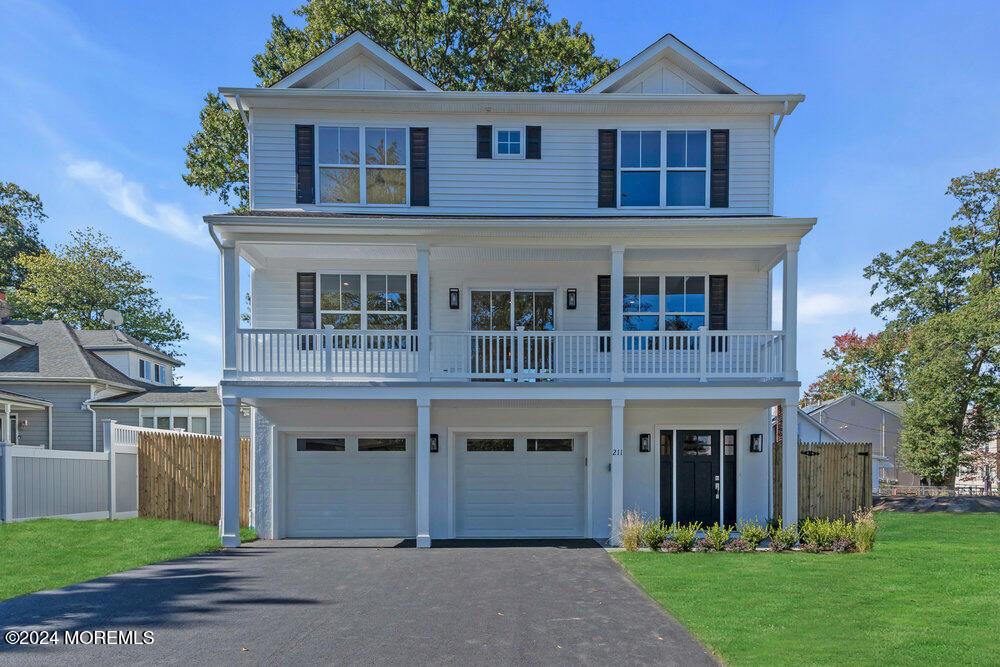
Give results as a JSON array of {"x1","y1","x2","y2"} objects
[{"x1": 1, "y1": 0, "x2": 998, "y2": 386}]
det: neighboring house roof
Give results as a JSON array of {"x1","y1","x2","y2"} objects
[
  {"x1": 0, "y1": 320, "x2": 143, "y2": 390},
  {"x1": 0, "y1": 388, "x2": 52, "y2": 408},
  {"x1": 804, "y1": 393, "x2": 904, "y2": 421},
  {"x1": 89, "y1": 386, "x2": 221, "y2": 407},
  {"x1": 798, "y1": 408, "x2": 845, "y2": 443},
  {"x1": 74, "y1": 329, "x2": 181, "y2": 366}
]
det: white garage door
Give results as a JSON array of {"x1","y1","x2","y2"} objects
[
  {"x1": 455, "y1": 433, "x2": 585, "y2": 538},
  {"x1": 286, "y1": 434, "x2": 414, "y2": 538}
]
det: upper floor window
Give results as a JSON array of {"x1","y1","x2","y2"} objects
[
  {"x1": 623, "y1": 275, "x2": 706, "y2": 331},
  {"x1": 318, "y1": 126, "x2": 407, "y2": 205},
  {"x1": 154, "y1": 363, "x2": 164, "y2": 384},
  {"x1": 496, "y1": 129, "x2": 523, "y2": 157},
  {"x1": 319, "y1": 272, "x2": 409, "y2": 330},
  {"x1": 619, "y1": 130, "x2": 708, "y2": 208},
  {"x1": 139, "y1": 358, "x2": 151, "y2": 380}
]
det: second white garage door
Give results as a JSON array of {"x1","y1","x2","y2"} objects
[
  {"x1": 285, "y1": 434, "x2": 414, "y2": 538},
  {"x1": 455, "y1": 433, "x2": 586, "y2": 538}
]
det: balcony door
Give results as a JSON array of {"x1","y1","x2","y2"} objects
[{"x1": 470, "y1": 290, "x2": 554, "y2": 378}]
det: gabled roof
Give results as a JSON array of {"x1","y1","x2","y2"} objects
[
  {"x1": 804, "y1": 393, "x2": 904, "y2": 420},
  {"x1": 89, "y1": 386, "x2": 221, "y2": 407},
  {"x1": 586, "y1": 33, "x2": 755, "y2": 95},
  {"x1": 270, "y1": 31, "x2": 441, "y2": 91},
  {"x1": 798, "y1": 408, "x2": 845, "y2": 443},
  {"x1": 75, "y1": 329, "x2": 180, "y2": 366},
  {"x1": 0, "y1": 320, "x2": 143, "y2": 390}
]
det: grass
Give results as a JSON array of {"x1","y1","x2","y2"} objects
[
  {"x1": 0, "y1": 518, "x2": 255, "y2": 601},
  {"x1": 614, "y1": 512, "x2": 1000, "y2": 665}
]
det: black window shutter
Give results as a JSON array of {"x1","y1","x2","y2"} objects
[
  {"x1": 297, "y1": 272, "x2": 316, "y2": 329},
  {"x1": 295, "y1": 124, "x2": 315, "y2": 204},
  {"x1": 598, "y1": 130, "x2": 617, "y2": 208},
  {"x1": 709, "y1": 275, "x2": 728, "y2": 330},
  {"x1": 709, "y1": 274, "x2": 728, "y2": 353},
  {"x1": 476, "y1": 125, "x2": 492, "y2": 159},
  {"x1": 710, "y1": 129, "x2": 729, "y2": 208},
  {"x1": 410, "y1": 128, "x2": 429, "y2": 206},
  {"x1": 526, "y1": 126, "x2": 542, "y2": 159},
  {"x1": 409, "y1": 273, "x2": 418, "y2": 330},
  {"x1": 597, "y1": 275, "x2": 611, "y2": 352}
]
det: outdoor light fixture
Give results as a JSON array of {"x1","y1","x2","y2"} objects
[
  {"x1": 566, "y1": 288, "x2": 578, "y2": 310},
  {"x1": 749, "y1": 433, "x2": 764, "y2": 453},
  {"x1": 449, "y1": 288, "x2": 460, "y2": 309},
  {"x1": 430, "y1": 433, "x2": 439, "y2": 453},
  {"x1": 639, "y1": 433, "x2": 651, "y2": 453}
]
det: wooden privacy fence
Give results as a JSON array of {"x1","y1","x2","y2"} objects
[
  {"x1": 773, "y1": 442, "x2": 873, "y2": 521},
  {"x1": 137, "y1": 431, "x2": 251, "y2": 526}
]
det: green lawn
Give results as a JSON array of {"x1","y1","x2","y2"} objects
[
  {"x1": 615, "y1": 512, "x2": 1000, "y2": 665},
  {"x1": 0, "y1": 518, "x2": 245, "y2": 601}
]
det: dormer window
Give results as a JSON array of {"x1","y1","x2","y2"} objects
[
  {"x1": 317, "y1": 126, "x2": 407, "y2": 205},
  {"x1": 154, "y1": 363, "x2": 164, "y2": 384},
  {"x1": 139, "y1": 359, "x2": 151, "y2": 380},
  {"x1": 495, "y1": 129, "x2": 523, "y2": 157}
]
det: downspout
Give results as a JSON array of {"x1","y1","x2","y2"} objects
[{"x1": 83, "y1": 383, "x2": 110, "y2": 452}]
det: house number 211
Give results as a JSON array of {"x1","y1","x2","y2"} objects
[{"x1": 612, "y1": 449, "x2": 623, "y2": 456}]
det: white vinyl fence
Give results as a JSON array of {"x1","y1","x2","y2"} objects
[{"x1": 0, "y1": 421, "x2": 150, "y2": 523}]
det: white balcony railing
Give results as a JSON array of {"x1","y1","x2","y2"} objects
[{"x1": 235, "y1": 328, "x2": 784, "y2": 382}]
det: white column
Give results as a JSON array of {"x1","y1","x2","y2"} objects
[
  {"x1": 221, "y1": 243, "x2": 240, "y2": 379},
  {"x1": 610, "y1": 246, "x2": 625, "y2": 382},
  {"x1": 1, "y1": 439, "x2": 12, "y2": 522},
  {"x1": 2, "y1": 403, "x2": 9, "y2": 444},
  {"x1": 220, "y1": 395, "x2": 241, "y2": 547},
  {"x1": 103, "y1": 420, "x2": 116, "y2": 519},
  {"x1": 416, "y1": 244, "x2": 431, "y2": 382},
  {"x1": 781, "y1": 396, "x2": 799, "y2": 526},
  {"x1": 610, "y1": 398, "x2": 625, "y2": 545},
  {"x1": 415, "y1": 398, "x2": 431, "y2": 547},
  {"x1": 782, "y1": 241, "x2": 799, "y2": 382}
]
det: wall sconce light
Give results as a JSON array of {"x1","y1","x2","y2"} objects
[
  {"x1": 430, "y1": 433, "x2": 439, "y2": 453},
  {"x1": 19, "y1": 419, "x2": 28, "y2": 428},
  {"x1": 566, "y1": 288, "x2": 578, "y2": 310},
  {"x1": 749, "y1": 433, "x2": 764, "y2": 453},
  {"x1": 639, "y1": 433, "x2": 651, "y2": 453},
  {"x1": 449, "y1": 288, "x2": 460, "y2": 310}
]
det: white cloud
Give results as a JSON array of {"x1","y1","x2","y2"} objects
[
  {"x1": 798, "y1": 291, "x2": 868, "y2": 324},
  {"x1": 65, "y1": 159, "x2": 211, "y2": 248}
]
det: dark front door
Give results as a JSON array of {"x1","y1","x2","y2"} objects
[{"x1": 676, "y1": 430, "x2": 720, "y2": 525}]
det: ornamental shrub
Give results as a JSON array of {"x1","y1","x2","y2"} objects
[
  {"x1": 768, "y1": 519, "x2": 798, "y2": 551},
  {"x1": 852, "y1": 507, "x2": 877, "y2": 553},
  {"x1": 672, "y1": 522, "x2": 701, "y2": 551},
  {"x1": 641, "y1": 519, "x2": 670, "y2": 550},
  {"x1": 703, "y1": 523, "x2": 731, "y2": 551},
  {"x1": 736, "y1": 518, "x2": 768, "y2": 550},
  {"x1": 619, "y1": 509, "x2": 645, "y2": 552}
]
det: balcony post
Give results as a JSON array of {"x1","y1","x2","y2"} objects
[
  {"x1": 220, "y1": 242, "x2": 239, "y2": 379},
  {"x1": 610, "y1": 246, "x2": 624, "y2": 382},
  {"x1": 782, "y1": 241, "x2": 799, "y2": 381},
  {"x1": 781, "y1": 395, "x2": 799, "y2": 525},
  {"x1": 220, "y1": 395, "x2": 241, "y2": 548},
  {"x1": 699, "y1": 326, "x2": 708, "y2": 382},
  {"x1": 417, "y1": 244, "x2": 431, "y2": 381},
  {"x1": 415, "y1": 398, "x2": 431, "y2": 547}
]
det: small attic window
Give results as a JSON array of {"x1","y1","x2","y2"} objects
[{"x1": 495, "y1": 129, "x2": 523, "y2": 158}]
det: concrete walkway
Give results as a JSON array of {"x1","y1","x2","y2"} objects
[{"x1": 0, "y1": 539, "x2": 716, "y2": 666}]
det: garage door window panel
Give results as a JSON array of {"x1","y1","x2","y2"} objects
[
  {"x1": 358, "y1": 437, "x2": 407, "y2": 452},
  {"x1": 297, "y1": 438, "x2": 346, "y2": 452},
  {"x1": 527, "y1": 438, "x2": 574, "y2": 452},
  {"x1": 467, "y1": 438, "x2": 515, "y2": 452}
]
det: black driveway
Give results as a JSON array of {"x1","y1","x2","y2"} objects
[{"x1": 0, "y1": 539, "x2": 716, "y2": 666}]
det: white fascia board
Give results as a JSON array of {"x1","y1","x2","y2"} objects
[
  {"x1": 218, "y1": 87, "x2": 804, "y2": 115},
  {"x1": 269, "y1": 32, "x2": 441, "y2": 91},
  {"x1": 586, "y1": 34, "x2": 755, "y2": 95}
]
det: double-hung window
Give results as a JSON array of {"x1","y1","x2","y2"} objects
[
  {"x1": 619, "y1": 130, "x2": 708, "y2": 207},
  {"x1": 319, "y1": 273, "x2": 409, "y2": 330},
  {"x1": 139, "y1": 359, "x2": 151, "y2": 380},
  {"x1": 622, "y1": 275, "x2": 707, "y2": 332},
  {"x1": 317, "y1": 126, "x2": 407, "y2": 205}
]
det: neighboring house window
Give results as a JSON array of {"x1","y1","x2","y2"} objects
[
  {"x1": 623, "y1": 275, "x2": 706, "y2": 331},
  {"x1": 317, "y1": 126, "x2": 407, "y2": 205},
  {"x1": 495, "y1": 128, "x2": 523, "y2": 157},
  {"x1": 141, "y1": 408, "x2": 210, "y2": 434},
  {"x1": 319, "y1": 272, "x2": 408, "y2": 330},
  {"x1": 139, "y1": 359, "x2": 151, "y2": 380},
  {"x1": 154, "y1": 364, "x2": 164, "y2": 384},
  {"x1": 619, "y1": 130, "x2": 708, "y2": 207}
]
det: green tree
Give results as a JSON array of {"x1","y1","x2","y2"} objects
[
  {"x1": 0, "y1": 182, "x2": 47, "y2": 289},
  {"x1": 8, "y1": 228, "x2": 188, "y2": 355},
  {"x1": 183, "y1": 0, "x2": 617, "y2": 211},
  {"x1": 802, "y1": 325, "x2": 907, "y2": 406},
  {"x1": 865, "y1": 169, "x2": 1000, "y2": 483}
]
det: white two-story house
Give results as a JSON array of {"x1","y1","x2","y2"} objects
[{"x1": 209, "y1": 32, "x2": 812, "y2": 547}]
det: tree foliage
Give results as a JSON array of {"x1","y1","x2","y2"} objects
[
  {"x1": 864, "y1": 169, "x2": 1000, "y2": 483},
  {"x1": 802, "y1": 326, "x2": 907, "y2": 406},
  {"x1": 0, "y1": 182, "x2": 47, "y2": 289},
  {"x1": 8, "y1": 228, "x2": 188, "y2": 355},
  {"x1": 182, "y1": 0, "x2": 618, "y2": 210}
]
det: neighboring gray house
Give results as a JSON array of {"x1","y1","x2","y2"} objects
[
  {"x1": 0, "y1": 317, "x2": 246, "y2": 451},
  {"x1": 802, "y1": 394, "x2": 918, "y2": 487}
]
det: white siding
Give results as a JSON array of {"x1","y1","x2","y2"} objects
[
  {"x1": 251, "y1": 256, "x2": 770, "y2": 332},
  {"x1": 250, "y1": 110, "x2": 772, "y2": 216}
]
